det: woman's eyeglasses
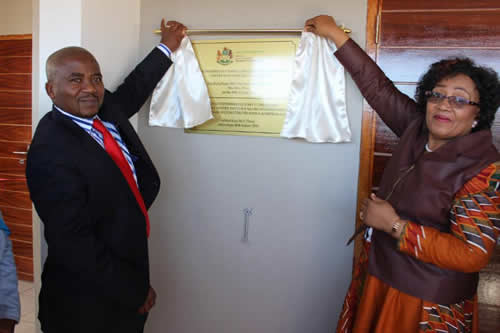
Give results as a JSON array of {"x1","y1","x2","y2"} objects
[{"x1": 425, "y1": 91, "x2": 480, "y2": 109}]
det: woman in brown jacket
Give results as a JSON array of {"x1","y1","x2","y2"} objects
[{"x1": 305, "y1": 15, "x2": 500, "y2": 333}]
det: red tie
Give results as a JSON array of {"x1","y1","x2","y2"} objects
[{"x1": 92, "y1": 118, "x2": 150, "y2": 237}]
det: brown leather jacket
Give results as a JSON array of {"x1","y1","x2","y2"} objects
[{"x1": 335, "y1": 39, "x2": 500, "y2": 304}]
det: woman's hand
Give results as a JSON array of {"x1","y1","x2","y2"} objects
[
  {"x1": 360, "y1": 193, "x2": 405, "y2": 238},
  {"x1": 304, "y1": 15, "x2": 349, "y2": 48}
]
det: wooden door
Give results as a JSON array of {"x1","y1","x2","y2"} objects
[
  {"x1": 0, "y1": 35, "x2": 33, "y2": 281},
  {"x1": 356, "y1": 0, "x2": 500, "y2": 331}
]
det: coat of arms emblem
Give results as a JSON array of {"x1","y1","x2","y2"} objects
[{"x1": 216, "y1": 47, "x2": 233, "y2": 65}]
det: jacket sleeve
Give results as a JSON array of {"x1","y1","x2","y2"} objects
[
  {"x1": 334, "y1": 39, "x2": 421, "y2": 137},
  {"x1": 397, "y1": 162, "x2": 500, "y2": 273},
  {"x1": 107, "y1": 47, "x2": 173, "y2": 119},
  {"x1": 26, "y1": 143, "x2": 149, "y2": 311}
]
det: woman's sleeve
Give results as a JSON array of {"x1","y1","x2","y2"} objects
[
  {"x1": 334, "y1": 39, "x2": 421, "y2": 137},
  {"x1": 397, "y1": 163, "x2": 500, "y2": 273}
]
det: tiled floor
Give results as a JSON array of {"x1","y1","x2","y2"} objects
[{"x1": 16, "y1": 280, "x2": 36, "y2": 333}]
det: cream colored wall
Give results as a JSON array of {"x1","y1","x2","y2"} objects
[
  {"x1": 81, "y1": 0, "x2": 141, "y2": 90},
  {"x1": 81, "y1": 0, "x2": 141, "y2": 127},
  {"x1": 139, "y1": 1, "x2": 367, "y2": 332},
  {"x1": 0, "y1": 0, "x2": 32, "y2": 34}
]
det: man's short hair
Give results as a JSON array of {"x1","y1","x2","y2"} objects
[{"x1": 45, "y1": 46, "x2": 96, "y2": 81}]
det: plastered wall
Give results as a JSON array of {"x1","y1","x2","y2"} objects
[{"x1": 139, "y1": 2, "x2": 367, "y2": 332}]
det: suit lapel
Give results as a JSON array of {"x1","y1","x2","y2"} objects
[
  {"x1": 98, "y1": 107, "x2": 156, "y2": 178},
  {"x1": 52, "y1": 107, "x2": 100, "y2": 150},
  {"x1": 52, "y1": 106, "x2": 148, "y2": 229},
  {"x1": 52, "y1": 107, "x2": 135, "y2": 191},
  {"x1": 99, "y1": 109, "x2": 142, "y2": 160}
]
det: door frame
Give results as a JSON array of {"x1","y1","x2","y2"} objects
[{"x1": 353, "y1": 0, "x2": 382, "y2": 261}]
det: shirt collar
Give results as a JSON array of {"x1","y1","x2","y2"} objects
[{"x1": 53, "y1": 105, "x2": 99, "y2": 123}]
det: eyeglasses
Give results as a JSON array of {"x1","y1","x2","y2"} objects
[{"x1": 425, "y1": 91, "x2": 480, "y2": 109}]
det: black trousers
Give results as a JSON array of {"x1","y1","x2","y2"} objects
[{"x1": 39, "y1": 289, "x2": 148, "y2": 333}]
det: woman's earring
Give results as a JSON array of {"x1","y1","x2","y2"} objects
[{"x1": 472, "y1": 120, "x2": 478, "y2": 128}]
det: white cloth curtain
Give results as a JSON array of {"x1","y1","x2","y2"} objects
[
  {"x1": 281, "y1": 32, "x2": 351, "y2": 143},
  {"x1": 149, "y1": 36, "x2": 213, "y2": 128}
]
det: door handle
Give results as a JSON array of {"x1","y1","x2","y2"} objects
[{"x1": 12, "y1": 151, "x2": 28, "y2": 155}]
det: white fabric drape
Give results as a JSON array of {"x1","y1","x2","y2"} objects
[
  {"x1": 281, "y1": 32, "x2": 351, "y2": 143},
  {"x1": 149, "y1": 36, "x2": 213, "y2": 128}
]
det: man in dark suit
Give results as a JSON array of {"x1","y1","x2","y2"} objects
[{"x1": 26, "y1": 19, "x2": 186, "y2": 333}]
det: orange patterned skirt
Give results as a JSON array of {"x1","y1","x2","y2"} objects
[{"x1": 336, "y1": 242, "x2": 477, "y2": 333}]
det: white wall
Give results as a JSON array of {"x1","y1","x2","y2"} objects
[
  {"x1": 139, "y1": 2, "x2": 366, "y2": 332},
  {"x1": 0, "y1": 0, "x2": 32, "y2": 35},
  {"x1": 81, "y1": 0, "x2": 141, "y2": 91}
]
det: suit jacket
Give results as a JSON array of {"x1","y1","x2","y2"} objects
[{"x1": 26, "y1": 48, "x2": 171, "y2": 332}]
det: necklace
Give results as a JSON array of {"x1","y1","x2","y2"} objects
[{"x1": 425, "y1": 143, "x2": 433, "y2": 153}]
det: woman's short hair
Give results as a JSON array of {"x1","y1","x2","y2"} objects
[{"x1": 415, "y1": 58, "x2": 500, "y2": 131}]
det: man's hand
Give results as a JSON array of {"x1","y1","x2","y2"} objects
[
  {"x1": 138, "y1": 287, "x2": 157, "y2": 314},
  {"x1": 160, "y1": 19, "x2": 186, "y2": 53}
]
